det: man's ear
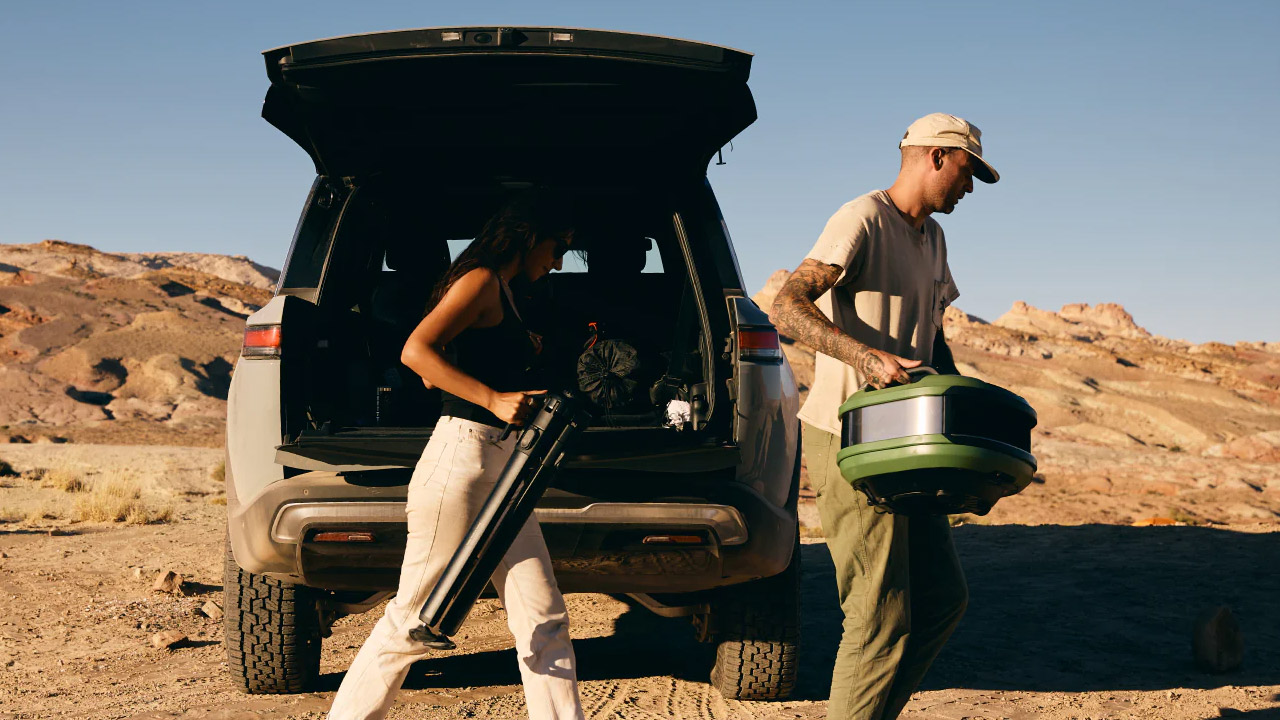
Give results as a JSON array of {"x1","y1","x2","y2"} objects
[{"x1": 931, "y1": 147, "x2": 947, "y2": 171}]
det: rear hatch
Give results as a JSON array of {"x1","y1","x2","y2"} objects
[
  {"x1": 263, "y1": 27, "x2": 752, "y2": 474},
  {"x1": 262, "y1": 26, "x2": 756, "y2": 176}
]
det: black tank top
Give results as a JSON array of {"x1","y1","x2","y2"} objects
[{"x1": 439, "y1": 281, "x2": 536, "y2": 428}]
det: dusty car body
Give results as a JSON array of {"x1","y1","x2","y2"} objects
[{"x1": 224, "y1": 26, "x2": 800, "y2": 700}]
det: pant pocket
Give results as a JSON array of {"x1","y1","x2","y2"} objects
[{"x1": 803, "y1": 424, "x2": 834, "y2": 498}]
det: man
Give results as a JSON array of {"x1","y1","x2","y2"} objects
[{"x1": 772, "y1": 113, "x2": 999, "y2": 720}]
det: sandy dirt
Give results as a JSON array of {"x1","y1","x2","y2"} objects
[{"x1": 3, "y1": 445, "x2": 1279, "y2": 720}]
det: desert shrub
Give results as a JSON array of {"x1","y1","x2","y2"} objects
[
  {"x1": 209, "y1": 496, "x2": 227, "y2": 506},
  {"x1": 0, "y1": 506, "x2": 23, "y2": 523},
  {"x1": 73, "y1": 473, "x2": 173, "y2": 525},
  {"x1": 0, "y1": 460, "x2": 16, "y2": 477},
  {"x1": 24, "y1": 504, "x2": 59, "y2": 523},
  {"x1": 210, "y1": 460, "x2": 225, "y2": 484},
  {"x1": 41, "y1": 468, "x2": 86, "y2": 493}
]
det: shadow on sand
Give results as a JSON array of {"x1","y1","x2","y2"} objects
[
  {"x1": 314, "y1": 596, "x2": 714, "y2": 693},
  {"x1": 801, "y1": 524, "x2": 1279, "y2": 699},
  {"x1": 321, "y1": 524, "x2": 1278, "y2": 704}
]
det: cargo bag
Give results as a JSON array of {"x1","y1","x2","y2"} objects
[
  {"x1": 837, "y1": 368, "x2": 1038, "y2": 516},
  {"x1": 409, "y1": 391, "x2": 589, "y2": 648}
]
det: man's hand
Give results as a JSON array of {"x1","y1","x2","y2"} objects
[{"x1": 856, "y1": 350, "x2": 922, "y2": 390}]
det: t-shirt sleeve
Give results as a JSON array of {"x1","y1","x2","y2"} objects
[
  {"x1": 938, "y1": 260, "x2": 960, "y2": 308},
  {"x1": 934, "y1": 226, "x2": 960, "y2": 330},
  {"x1": 804, "y1": 202, "x2": 870, "y2": 287}
]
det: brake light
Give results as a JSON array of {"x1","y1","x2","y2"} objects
[
  {"x1": 642, "y1": 534, "x2": 704, "y2": 545},
  {"x1": 312, "y1": 531, "x2": 375, "y2": 543},
  {"x1": 242, "y1": 325, "x2": 281, "y2": 359},
  {"x1": 738, "y1": 326, "x2": 782, "y2": 363}
]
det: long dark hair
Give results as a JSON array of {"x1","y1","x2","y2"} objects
[{"x1": 428, "y1": 190, "x2": 575, "y2": 312}]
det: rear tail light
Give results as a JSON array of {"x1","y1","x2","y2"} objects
[
  {"x1": 737, "y1": 326, "x2": 782, "y2": 363},
  {"x1": 242, "y1": 325, "x2": 281, "y2": 359},
  {"x1": 312, "y1": 531, "x2": 375, "y2": 543},
  {"x1": 642, "y1": 534, "x2": 705, "y2": 545}
]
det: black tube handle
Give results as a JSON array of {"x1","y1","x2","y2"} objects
[{"x1": 860, "y1": 365, "x2": 937, "y2": 393}]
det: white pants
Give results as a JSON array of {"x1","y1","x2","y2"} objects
[{"x1": 327, "y1": 416, "x2": 584, "y2": 720}]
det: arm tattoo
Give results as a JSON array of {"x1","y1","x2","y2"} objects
[{"x1": 771, "y1": 259, "x2": 893, "y2": 386}]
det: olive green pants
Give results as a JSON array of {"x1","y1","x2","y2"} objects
[{"x1": 803, "y1": 424, "x2": 968, "y2": 720}]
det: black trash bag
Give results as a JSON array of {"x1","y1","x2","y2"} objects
[{"x1": 577, "y1": 339, "x2": 642, "y2": 409}]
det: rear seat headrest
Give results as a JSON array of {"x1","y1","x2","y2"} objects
[
  {"x1": 586, "y1": 236, "x2": 650, "y2": 275},
  {"x1": 385, "y1": 240, "x2": 450, "y2": 273}
]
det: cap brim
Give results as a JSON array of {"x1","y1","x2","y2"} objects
[{"x1": 964, "y1": 149, "x2": 999, "y2": 184}]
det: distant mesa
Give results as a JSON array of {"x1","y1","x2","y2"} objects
[
  {"x1": 0, "y1": 240, "x2": 279, "y2": 290},
  {"x1": 995, "y1": 300, "x2": 1151, "y2": 342},
  {"x1": 0, "y1": 240, "x2": 278, "y2": 445}
]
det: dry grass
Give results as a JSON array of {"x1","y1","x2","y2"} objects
[
  {"x1": 24, "y1": 504, "x2": 59, "y2": 523},
  {"x1": 209, "y1": 460, "x2": 225, "y2": 484},
  {"x1": 40, "y1": 468, "x2": 86, "y2": 493},
  {"x1": 208, "y1": 496, "x2": 227, "y2": 506},
  {"x1": 72, "y1": 473, "x2": 172, "y2": 525},
  {"x1": 0, "y1": 506, "x2": 23, "y2": 523}
]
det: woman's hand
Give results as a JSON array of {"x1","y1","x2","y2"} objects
[{"x1": 487, "y1": 389, "x2": 547, "y2": 425}]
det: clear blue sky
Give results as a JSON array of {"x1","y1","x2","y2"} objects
[{"x1": 2, "y1": 0, "x2": 1277, "y2": 343}]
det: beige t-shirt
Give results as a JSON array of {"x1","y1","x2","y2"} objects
[{"x1": 795, "y1": 190, "x2": 960, "y2": 435}]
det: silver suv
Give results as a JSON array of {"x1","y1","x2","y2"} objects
[{"x1": 224, "y1": 26, "x2": 800, "y2": 701}]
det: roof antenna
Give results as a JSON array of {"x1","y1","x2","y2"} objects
[{"x1": 715, "y1": 140, "x2": 735, "y2": 166}]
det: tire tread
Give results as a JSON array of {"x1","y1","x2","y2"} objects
[{"x1": 223, "y1": 546, "x2": 321, "y2": 694}]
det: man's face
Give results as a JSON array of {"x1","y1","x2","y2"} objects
[{"x1": 925, "y1": 149, "x2": 976, "y2": 215}]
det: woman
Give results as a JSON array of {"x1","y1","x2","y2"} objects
[{"x1": 327, "y1": 193, "x2": 584, "y2": 720}]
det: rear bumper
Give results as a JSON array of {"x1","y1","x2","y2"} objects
[
  {"x1": 271, "y1": 500, "x2": 749, "y2": 546},
  {"x1": 227, "y1": 472, "x2": 795, "y2": 594}
]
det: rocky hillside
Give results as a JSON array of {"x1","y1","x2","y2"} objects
[
  {"x1": 0, "y1": 241, "x2": 276, "y2": 446},
  {"x1": 756, "y1": 269, "x2": 1280, "y2": 524}
]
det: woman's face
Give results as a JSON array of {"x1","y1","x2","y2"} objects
[{"x1": 521, "y1": 231, "x2": 572, "y2": 282}]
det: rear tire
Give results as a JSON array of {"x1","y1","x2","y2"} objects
[
  {"x1": 707, "y1": 534, "x2": 801, "y2": 700},
  {"x1": 223, "y1": 545, "x2": 322, "y2": 694}
]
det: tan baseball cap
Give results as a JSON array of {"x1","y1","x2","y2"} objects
[{"x1": 899, "y1": 113, "x2": 1000, "y2": 184}]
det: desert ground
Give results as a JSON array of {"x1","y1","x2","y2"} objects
[{"x1": 2, "y1": 244, "x2": 1278, "y2": 719}]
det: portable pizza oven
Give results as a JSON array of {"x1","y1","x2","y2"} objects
[{"x1": 836, "y1": 369, "x2": 1038, "y2": 515}]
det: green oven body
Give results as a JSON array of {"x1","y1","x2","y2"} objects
[{"x1": 836, "y1": 375, "x2": 1038, "y2": 515}]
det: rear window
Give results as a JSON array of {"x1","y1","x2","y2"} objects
[
  {"x1": 444, "y1": 238, "x2": 662, "y2": 274},
  {"x1": 316, "y1": 181, "x2": 697, "y2": 311}
]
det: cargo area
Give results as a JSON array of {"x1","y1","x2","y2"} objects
[{"x1": 271, "y1": 179, "x2": 734, "y2": 471}]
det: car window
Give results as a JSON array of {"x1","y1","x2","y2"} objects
[
  {"x1": 641, "y1": 241, "x2": 663, "y2": 273},
  {"x1": 444, "y1": 238, "x2": 664, "y2": 274}
]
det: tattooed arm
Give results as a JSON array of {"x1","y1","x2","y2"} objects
[{"x1": 771, "y1": 258, "x2": 920, "y2": 390}]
